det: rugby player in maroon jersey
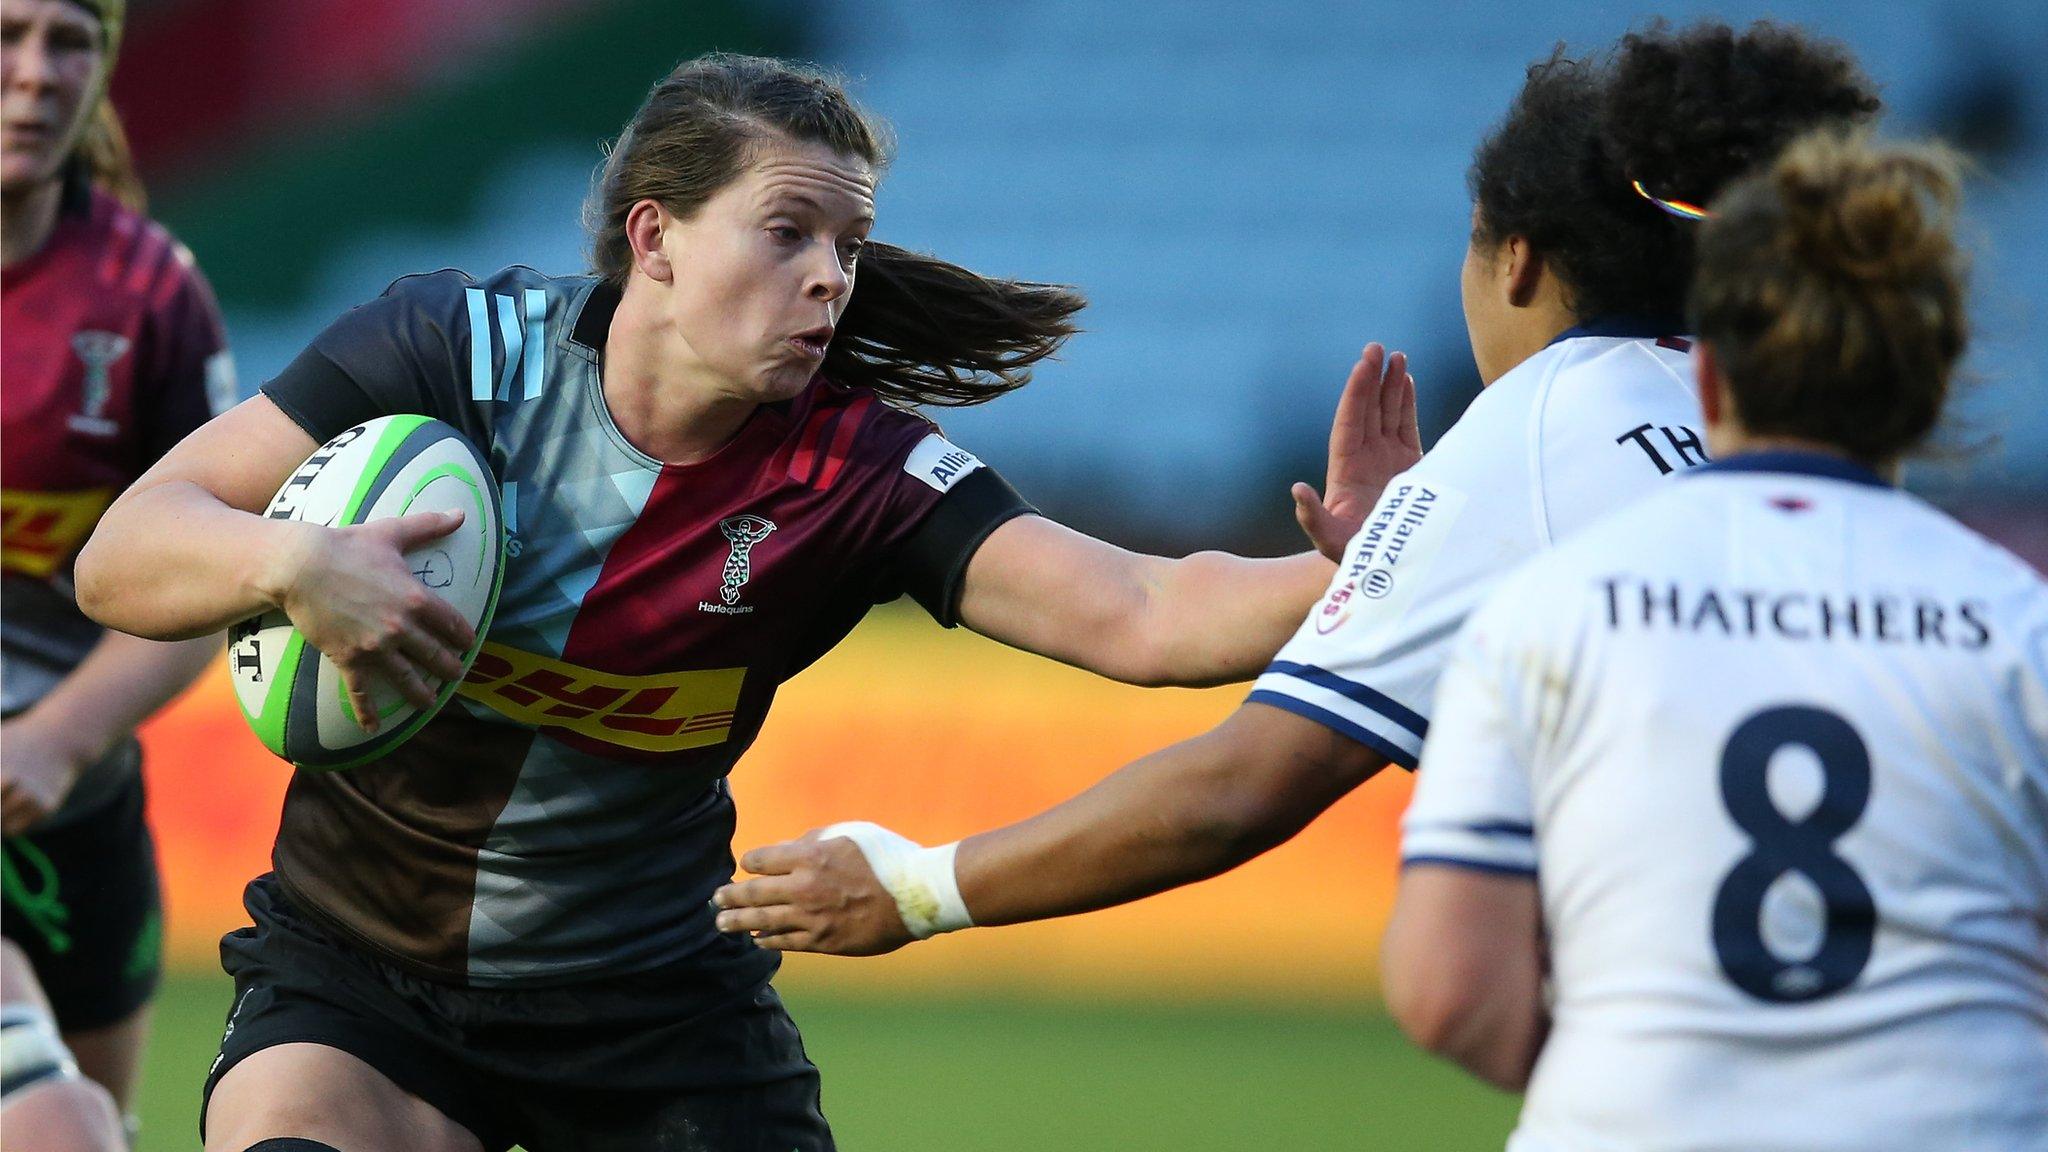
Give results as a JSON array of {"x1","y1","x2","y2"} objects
[
  {"x1": 1, "y1": 0, "x2": 233, "y2": 1147},
  {"x1": 74, "y1": 55, "x2": 1418, "y2": 1152}
]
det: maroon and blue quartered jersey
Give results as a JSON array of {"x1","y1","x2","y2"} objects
[
  {"x1": 258, "y1": 267, "x2": 1032, "y2": 988},
  {"x1": 1, "y1": 187, "x2": 233, "y2": 821}
]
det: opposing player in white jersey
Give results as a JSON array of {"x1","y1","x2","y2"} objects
[
  {"x1": 711, "y1": 23, "x2": 1886, "y2": 954},
  {"x1": 1383, "y1": 131, "x2": 2048, "y2": 1150}
]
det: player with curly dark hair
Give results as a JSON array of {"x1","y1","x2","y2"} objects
[{"x1": 1468, "y1": 22, "x2": 1880, "y2": 334}]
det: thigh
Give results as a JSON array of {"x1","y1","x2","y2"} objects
[
  {"x1": 521, "y1": 1069, "x2": 834, "y2": 1152},
  {"x1": 502, "y1": 980, "x2": 833, "y2": 1152},
  {"x1": 205, "y1": 877, "x2": 513, "y2": 1152},
  {"x1": 205, "y1": 1042, "x2": 482, "y2": 1152}
]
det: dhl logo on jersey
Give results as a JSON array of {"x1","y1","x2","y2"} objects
[
  {"x1": 457, "y1": 642, "x2": 746, "y2": 753},
  {"x1": 1, "y1": 488, "x2": 115, "y2": 578}
]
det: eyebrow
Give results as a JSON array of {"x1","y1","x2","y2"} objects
[{"x1": 767, "y1": 192, "x2": 875, "y2": 225}]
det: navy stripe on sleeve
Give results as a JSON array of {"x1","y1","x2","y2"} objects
[
  {"x1": 1246, "y1": 690, "x2": 1418, "y2": 771},
  {"x1": 1400, "y1": 855, "x2": 1539, "y2": 878},
  {"x1": 1464, "y1": 821, "x2": 1535, "y2": 838},
  {"x1": 1264, "y1": 661, "x2": 1429, "y2": 739}
]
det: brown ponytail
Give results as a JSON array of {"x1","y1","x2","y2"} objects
[
  {"x1": 823, "y1": 242, "x2": 1082, "y2": 406},
  {"x1": 1692, "y1": 131, "x2": 1968, "y2": 464},
  {"x1": 587, "y1": 53, "x2": 1084, "y2": 408}
]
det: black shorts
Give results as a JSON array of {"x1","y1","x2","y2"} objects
[
  {"x1": 0, "y1": 767, "x2": 163, "y2": 1032},
  {"x1": 202, "y1": 875, "x2": 833, "y2": 1152}
]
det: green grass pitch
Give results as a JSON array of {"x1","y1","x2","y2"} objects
[{"x1": 137, "y1": 972, "x2": 1519, "y2": 1149}]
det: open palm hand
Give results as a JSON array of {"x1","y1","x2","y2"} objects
[{"x1": 1292, "y1": 343, "x2": 1421, "y2": 562}]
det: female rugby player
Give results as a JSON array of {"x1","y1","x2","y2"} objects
[
  {"x1": 73, "y1": 54, "x2": 1417, "y2": 1152},
  {"x1": 1384, "y1": 130, "x2": 2048, "y2": 1149},
  {"x1": 1, "y1": 0, "x2": 230, "y2": 1144},
  {"x1": 714, "y1": 21, "x2": 1889, "y2": 958}
]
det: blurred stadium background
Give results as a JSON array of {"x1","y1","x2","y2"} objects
[{"x1": 99, "y1": 0, "x2": 2045, "y2": 1146}]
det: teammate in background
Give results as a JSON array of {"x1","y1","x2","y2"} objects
[
  {"x1": 713, "y1": 22, "x2": 1886, "y2": 956},
  {"x1": 1, "y1": 0, "x2": 231, "y2": 1144},
  {"x1": 72, "y1": 55, "x2": 1416, "y2": 1152},
  {"x1": 1382, "y1": 131, "x2": 2048, "y2": 1149}
]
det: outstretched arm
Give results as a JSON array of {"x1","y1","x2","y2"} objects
[
  {"x1": 958, "y1": 345, "x2": 1417, "y2": 688},
  {"x1": 712, "y1": 702, "x2": 1387, "y2": 954}
]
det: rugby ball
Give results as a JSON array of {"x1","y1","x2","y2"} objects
[{"x1": 228, "y1": 415, "x2": 503, "y2": 769}]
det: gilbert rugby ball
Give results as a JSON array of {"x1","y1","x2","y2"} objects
[{"x1": 228, "y1": 415, "x2": 503, "y2": 769}]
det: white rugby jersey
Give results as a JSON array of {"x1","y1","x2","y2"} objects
[
  {"x1": 1250, "y1": 322, "x2": 1704, "y2": 767},
  {"x1": 1408, "y1": 452, "x2": 2048, "y2": 1151}
]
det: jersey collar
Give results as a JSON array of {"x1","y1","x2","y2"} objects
[
  {"x1": 1546, "y1": 315, "x2": 1687, "y2": 345},
  {"x1": 571, "y1": 279, "x2": 623, "y2": 352},
  {"x1": 1696, "y1": 450, "x2": 1893, "y2": 490}
]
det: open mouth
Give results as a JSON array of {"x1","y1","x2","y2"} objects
[{"x1": 788, "y1": 326, "x2": 834, "y2": 359}]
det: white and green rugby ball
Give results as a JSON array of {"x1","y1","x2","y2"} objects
[{"x1": 228, "y1": 414, "x2": 504, "y2": 769}]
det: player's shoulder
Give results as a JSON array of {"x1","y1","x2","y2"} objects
[
  {"x1": 1540, "y1": 333, "x2": 1693, "y2": 417},
  {"x1": 368, "y1": 264, "x2": 578, "y2": 316},
  {"x1": 1885, "y1": 490, "x2": 2048, "y2": 630},
  {"x1": 343, "y1": 265, "x2": 591, "y2": 379},
  {"x1": 1428, "y1": 347, "x2": 1554, "y2": 460},
  {"x1": 1421, "y1": 333, "x2": 1689, "y2": 474},
  {"x1": 1473, "y1": 466, "x2": 1707, "y2": 627},
  {"x1": 1389, "y1": 340, "x2": 1606, "y2": 533},
  {"x1": 772, "y1": 378, "x2": 959, "y2": 494},
  {"x1": 79, "y1": 191, "x2": 212, "y2": 312}
]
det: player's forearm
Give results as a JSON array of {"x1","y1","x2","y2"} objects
[
  {"x1": 19, "y1": 629, "x2": 220, "y2": 762},
  {"x1": 1133, "y1": 549, "x2": 1332, "y2": 687},
  {"x1": 76, "y1": 480, "x2": 313, "y2": 640},
  {"x1": 954, "y1": 707, "x2": 1363, "y2": 924}
]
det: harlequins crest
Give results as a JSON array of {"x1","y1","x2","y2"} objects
[
  {"x1": 716, "y1": 515, "x2": 776, "y2": 606},
  {"x1": 69, "y1": 330, "x2": 131, "y2": 435}
]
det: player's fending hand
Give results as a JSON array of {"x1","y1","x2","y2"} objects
[
  {"x1": 713, "y1": 830, "x2": 919, "y2": 956},
  {"x1": 1292, "y1": 343, "x2": 1421, "y2": 562}
]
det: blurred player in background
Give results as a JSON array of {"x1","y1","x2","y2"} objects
[
  {"x1": 71, "y1": 54, "x2": 1416, "y2": 1152},
  {"x1": 715, "y1": 21, "x2": 1888, "y2": 957},
  {"x1": 0, "y1": 0, "x2": 231, "y2": 1145},
  {"x1": 1382, "y1": 130, "x2": 2048, "y2": 1149}
]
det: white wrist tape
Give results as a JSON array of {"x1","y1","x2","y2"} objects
[{"x1": 819, "y1": 821, "x2": 973, "y2": 939}]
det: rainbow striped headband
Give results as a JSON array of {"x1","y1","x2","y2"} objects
[{"x1": 1632, "y1": 179, "x2": 1712, "y2": 221}]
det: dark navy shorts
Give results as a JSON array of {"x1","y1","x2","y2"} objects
[{"x1": 202, "y1": 875, "x2": 833, "y2": 1152}]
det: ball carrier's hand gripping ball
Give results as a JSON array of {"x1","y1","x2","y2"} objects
[{"x1": 229, "y1": 416, "x2": 504, "y2": 768}]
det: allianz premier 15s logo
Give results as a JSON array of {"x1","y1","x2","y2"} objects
[{"x1": 456, "y1": 642, "x2": 746, "y2": 753}]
